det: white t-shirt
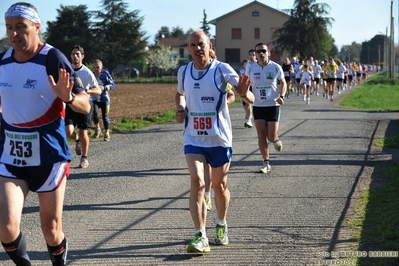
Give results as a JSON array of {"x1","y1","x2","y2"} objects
[{"x1": 246, "y1": 60, "x2": 284, "y2": 107}]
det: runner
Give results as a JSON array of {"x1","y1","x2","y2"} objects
[
  {"x1": 246, "y1": 43, "x2": 287, "y2": 173},
  {"x1": 175, "y1": 31, "x2": 252, "y2": 253}
]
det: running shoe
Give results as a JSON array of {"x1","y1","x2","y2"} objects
[
  {"x1": 274, "y1": 139, "x2": 283, "y2": 152},
  {"x1": 104, "y1": 132, "x2": 110, "y2": 141},
  {"x1": 306, "y1": 98, "x2": 310, "y2": 105},
  {"x1": 79, "y1": 157, "x2": 89, "y2": 168},
  {"x1": 259, "y1": 160, "x2": 271, "y2": 173},
  {"x1": 214, "y1": 224, "x2": 229, "y2": 245},
  {"x1": 186, "y1": 232, "x2": 210, "y2": 253},
  {"x1": 75, "y1": 141, "x2": 82, "y2": 156},
  {"x1": 244, "y1": 120, "x2": 253, "y2": 128},
  {"x1": 93, "y1": 127, "x2": 101, "y2": 138},
  {"x1": 330, "y1": 97, "x2": 334, "y2": 102},
  {"x1": 204, "y1": 195, "x2": 212, "y2": 211}
]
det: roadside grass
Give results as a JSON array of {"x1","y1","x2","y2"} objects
[
  {"x1": 111, "y1": 111, "x2": 176, "y2": 132},
  {"x1": 108, "y1": 96, "x2": 242, "y2": 133},
  {"x1": 339, "y1": 73, "x2": 399, "y2": 265},
  {"x1": 339, "y1": 73, "x2": 399, "y2": 112}
]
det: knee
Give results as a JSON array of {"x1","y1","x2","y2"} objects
[
  {"x1": 213, "y1": 181, "x2": 227, "y2": 195},
  {"x1": 41, "y1": 221, "x2": 62, "y2": 244}
]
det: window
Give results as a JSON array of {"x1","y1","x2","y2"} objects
[
  {"x1": 254, "y1": 28, "x2": 260, "y2": 39},
  {"x1": 179, "y1": 48, "x2": 184, "y2": 58},
  {"x1": 225, "y1": 48, "x2": 240, "y2": 63},
  {"x1": 252, "y1": 10, "x2": 259, "y2": 17},
  {"x1": 232, "y1": 28, "x2": 241, "y2": 39}
]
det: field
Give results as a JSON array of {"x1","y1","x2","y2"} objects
[{"x1": 109, "y1": 83, "x2": 177, "y2": 122}]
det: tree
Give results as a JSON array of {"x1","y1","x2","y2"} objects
[
  {"x1": 155, "y1": 26, "x2": 171, "y2": 43},
  {"x1": 171, "y1": 26, "x2": 185, "y2": 39},
  {"x1": 184, "y1": 28, "x2": 196, "y2": 39},
  {"x1": 200, "y1": 9, "x2": 211, "y2": 37},
  {"x1": 45, "y1": 5, "x2": 94, "y2": 61},
  {"x1": 360, "y1": 35, "x2": 385, "y2": 65},
  {"x1": 147, "y1": 45, "x2": 180, "y2": 78},
  {"x1": 0, "y1": 37, "x2": 10, "y2": 51},
  {"x1": 340, "y1": 42, "x2": 361, "y2": 63},
  {"x1": 272, "y1": 0, "x2": 334, "y2": 60},
  {"x1": 91, "y1": 0, "x2": 148, "y2": 73}
]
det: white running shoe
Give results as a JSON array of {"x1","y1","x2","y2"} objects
[
  {"x1": 244, "y1": 120, "x2": 253, "y2": 128},
  {"x1": 187, "y1": 232, "x2": 210, "y2": 253},
  {"x1": 259, "y1": 161, "x2": 271, "y2": 173},
  {"x1": 274, "y1": 139, "x2": 283, "y2": 152},
  {"x1": 204, "y1": 195, "x2": 212, "y2": 211}
]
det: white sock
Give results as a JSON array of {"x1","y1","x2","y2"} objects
[
  {"x1": 195, "y1": 229, "x2": 206, "y2": 237},
  {"x1": 204, "y1": 192, "x2": 211, "y2": 198},
  {"x1": 217, "y1": 218, "x2": 227, "y2": 226}
]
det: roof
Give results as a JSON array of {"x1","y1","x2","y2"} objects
[
  {"x1": 157, "y1": 38, "x2": 187, "y2": 47},
  {"x1": 157, "y1": 37, "x2": 216, "y2": 48},
  {"x1": 209, "y1": 0, "x2": 290, "y2": 25}
]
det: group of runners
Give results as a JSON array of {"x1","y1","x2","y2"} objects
[{"x1": 282, "y1": 56, "x2": 378, "y2": 104}]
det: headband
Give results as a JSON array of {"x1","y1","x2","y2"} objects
[{"x1": 5, "y1": 4, "x2": 41, "y2": 24}]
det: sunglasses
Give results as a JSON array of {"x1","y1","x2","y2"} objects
[
  {"x1": 256, "y1": 49, "x2": 267, "y2": 54},
  {"x1": 249, "y1": 53, "x2": 255, "y2": 56},
  {"x1": 94, "y1": 66, "x2": 100, "y2": 69}
]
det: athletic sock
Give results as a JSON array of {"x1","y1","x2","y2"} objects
[
  {"x1": 217, "y1": 218, "x2": 227, "y2": 226},
  {"x1": 1, "y1": 232, "x2": 31, "y2": 265},
  {"x1": 195, "y1": 229, "x2": 206, "y2": 238},
  {"x1": 204, "y1": 192, "x2": 211, "y2": 198},
  {"x1": 47, "y1": 237, "x2": 68, "y2": 266}
]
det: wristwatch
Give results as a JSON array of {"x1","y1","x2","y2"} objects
[
  {"x1": 64, "y1": 93, "x2": 76, "y2": 104},
  {"x1": 280, "y1": 95, "x2": 285, "y2": 100}
]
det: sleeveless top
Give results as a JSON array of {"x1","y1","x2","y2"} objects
[{"x1": 178, "y1": 59, "x2": 237, "y2": 148}]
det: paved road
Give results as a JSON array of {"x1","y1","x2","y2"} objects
[{"x1": 1, "y1": 86, "x2": 397, "y2": 265}]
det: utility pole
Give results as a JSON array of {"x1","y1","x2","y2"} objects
[{"x1": 390, "y1": 0, "x2": 394, "y2": 78}]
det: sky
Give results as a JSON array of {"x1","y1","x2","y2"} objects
[{"x1": 1, "y1": 0, "x2": 398, "y2": 50}]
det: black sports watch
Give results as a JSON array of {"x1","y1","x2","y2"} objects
[
  {"x1": 280, "y1": 95, "x2": 285, "y2": 100},
  {"x1": 64, "y1": 93, "x2": 76, "y2": 104}
]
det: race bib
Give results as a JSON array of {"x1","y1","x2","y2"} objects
[
  {"x1": 284, "y1": 71, "x2": 289, "y2": 77},
  {"x1": 188, "y1": 111, "x2": 218, "y2": 136},
  {"x1": 1, "y1": 130, "x2": 41, "y2": 166},
  {"x1": 255, "y1": 85, "x2": 272, "y2": 102}
]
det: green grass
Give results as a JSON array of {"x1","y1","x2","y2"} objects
[
  {"x1": 339, "y1": 73, "x2": 399, "y2": 112},
  {"x1": 374, "y1": 134, "x2": 399, "y2": 149},
  {"x1": 108, "y1": 96, "x2": 243, "y2": 134},
  {"x1": 111, "y1": 111, "x2": 176, "y2": 132},
  {"x1": 354, "y1": 163, "x2": 399, "y2": 266},
  {"x1": 341, "y1": 73, "x2": 399, "y2": 265}
]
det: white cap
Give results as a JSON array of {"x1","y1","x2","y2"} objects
[{"x1": 292, "y1": 56, "x2": 296, "y2": 60}]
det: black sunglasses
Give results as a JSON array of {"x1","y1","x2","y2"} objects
[
  {"x1": 256, "y1": 49, "x2": 267, "y2": 54},
  {"x1": 94, "y1": 66, "x2": 100, "y2": 69}
]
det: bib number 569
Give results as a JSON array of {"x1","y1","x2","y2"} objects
[{"x1": 193, "y1": 117, "x2": 212, "y2": 130}]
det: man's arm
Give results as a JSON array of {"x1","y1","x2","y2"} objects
[{"x1": 175, "y1": 92, "x2": 186, "y2": 123}]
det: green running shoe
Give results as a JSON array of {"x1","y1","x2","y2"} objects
[{"x1": 214, "y1": 224, "x2": 229, "y2": 245}]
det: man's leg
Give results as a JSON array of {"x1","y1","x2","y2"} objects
[
  {"x1": 39, "y1": 177, "x2": 68, "y2": 266},
  {"x1": 185, "y1": 154, "x2": 209, "y2": 253},
  {"x1": 0, "y1": 177, "x2": 31, "y2": 265},
  {"x1": 212, "y1": 162, "x2": 230, "y2": 245}
]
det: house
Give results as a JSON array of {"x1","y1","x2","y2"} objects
[
  {"x1": 209, "y1": 0, "x2": 290, "y2": 69},
  {"x1": 157, "y1": 37, "x2": 216, "y2": 65}
]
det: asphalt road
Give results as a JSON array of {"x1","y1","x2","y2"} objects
[{"x1": 1, "y1": 85, "x2": 397, "y2": 266}]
